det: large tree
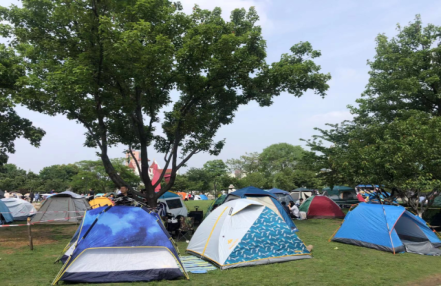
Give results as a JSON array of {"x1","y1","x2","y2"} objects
[
  {"x1": 1, "y1": 0, "x2": 330, "y2": 206},
  {"x1": 352, "y1": 15, "x2": 441, "y2": 124},
  {"x1": 0, "y1": 44, "x2": 45, "y2": 165}
]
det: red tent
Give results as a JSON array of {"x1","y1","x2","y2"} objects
[{"x1": 299, "y1": 196, "x2": 345, "y2": 219}]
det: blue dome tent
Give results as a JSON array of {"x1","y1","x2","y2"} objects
[
  {"x1": 53, "y1": 206, "x2": 188, "y2": 284},
  {"x1": 199, "y1": 194, "x2": 208, "y2": 200},
  {"x1": 331, "y1": 203, "x2": 441, "y2": 255},
  {"x1": 226, "y1": 186, "x2": 298, "y2": 231}
]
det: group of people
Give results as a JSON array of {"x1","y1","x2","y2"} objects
[{"x1": 281, "y1": 198, "x2": 305, "y2": 219}]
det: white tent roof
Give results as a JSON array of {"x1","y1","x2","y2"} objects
[{"x1": 1, "y1": 198, "x2": 37, "y2": 220}]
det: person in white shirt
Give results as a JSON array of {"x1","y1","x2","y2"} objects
[{"x1": 289, "y1": 201, "x2": 300, "y2": 219}]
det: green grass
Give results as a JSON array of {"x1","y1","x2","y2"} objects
[{"x1": 1, "y1": 201, "x2": 440, "y2": 286}]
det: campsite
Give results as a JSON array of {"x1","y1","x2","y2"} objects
[
  {"x1": 0, "y1": 200, "x2": 440, "y2": 286},
  {"x1": 1, "y1": 0, "x2": 441, "y2": 285}
]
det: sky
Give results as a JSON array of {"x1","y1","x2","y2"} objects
[{"x1": 2, "y1": 0, "x2": 441, "y2": 173}]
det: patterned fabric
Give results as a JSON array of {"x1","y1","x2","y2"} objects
[
  {"x1": 180, "y1": 256, "x2": 217, "y2": 273},
  {"x1": 224, "y1": 207, "x2": 309, "y2": 265}
]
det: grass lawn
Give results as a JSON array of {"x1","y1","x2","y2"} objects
[{"x1": 1, "y1": 201, "x2": 440, "y2": 286}]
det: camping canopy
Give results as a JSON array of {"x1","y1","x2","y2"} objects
[
  {"x1": 1, "y1": 198, "x2": 37, "y2": 220},
  {"x1": 331, "y1": 203, "x2": 441, "y2": 255},
  {"x1": 54, "y1": 206, "x2": 187, "y2": 284},
  {"x1": 269, "y1": 188, "x2": 294, "y2": 205},
  {"x1": 299, "y1": 196, "x2": 345, "y2": 219},
  {"x1": 31, "y1": 192, "x2": 90, "y2": 224},
  {"x1": 0, "y1": 200, "x2": 13, "y2": 224},
  {"x1": 226, "y1": 186, "x2": 297, "y2": 231},
  {"x1": 158, "y1": 192, "x2": 188, "y2": 217},
  {"x1": 187, "y1": 199, "x2": 310, "y2": 269}
]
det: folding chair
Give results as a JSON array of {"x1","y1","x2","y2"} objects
[{"x1": 176, "y1": 217, "x2": 194, "y2": 242}]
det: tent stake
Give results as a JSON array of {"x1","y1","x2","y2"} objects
[{"x1": 27, "y1": 217, "x2": 33, "y2": 250}]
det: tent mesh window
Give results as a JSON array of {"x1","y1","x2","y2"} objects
[{"x1": 166, "y1": 199, "x2": 183, "y2": 209}]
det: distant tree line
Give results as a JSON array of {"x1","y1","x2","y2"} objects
[{"x1": 0, "y1": 158, "x2": 140, "y2": 194}]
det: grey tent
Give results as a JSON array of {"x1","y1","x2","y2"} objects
[{"x1": 31, "y1": 191, "x2": 90, "y2": 224}]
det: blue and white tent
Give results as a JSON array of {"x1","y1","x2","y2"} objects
[
  {"x1": 226, "y1": 186, "x2": 297, "y2": 231},
  {"x1": 53, "y1": 206, "x2": 188, "y2": 284},
  {"x1": 331, "y1": 203, "x2": 441, "y2": 255},
  {"x1": 0, "y1": 199, "x2": 13, "y2": 224},
  {"x1": 187, "y1": 199, "x2": 311, "y2": 269},
  {"x1": 158, "y1": 192, "x2": 188, "y2": 217}
]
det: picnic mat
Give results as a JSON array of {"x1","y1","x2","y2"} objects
[{"x1": 180, "y1": 256, "x2": 218, "y2": 274}]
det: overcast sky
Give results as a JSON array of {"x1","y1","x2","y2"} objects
[{"x1": 2, "y1": 0, "x2": 441, "y2": 173}]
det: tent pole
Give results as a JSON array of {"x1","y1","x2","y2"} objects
[{"x1": 27, "y1": 217, "x2": 33, "y2": 250}]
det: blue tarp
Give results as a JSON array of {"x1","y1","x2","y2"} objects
[
  {"x1": 0, "y1": 200, "x2": 13, "y2": 223},
  {"x1": 332, "y1": 203, "x2": 441, "y2": 253}
]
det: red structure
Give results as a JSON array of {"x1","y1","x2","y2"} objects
[{"x1": 300, "y1": 196, "x2": 345, "y2": 219}]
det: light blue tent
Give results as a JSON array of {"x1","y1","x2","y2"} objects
[
  {"x1": 53, "y1": 206, "x2": 188, "y2": 284},
  {"x1": 331, "y1": 203, "x2": 441, "y2": 255},
  {"x1": 199, "y1": 194, "x2": 208, "y2": 200},
  {"x1": 0, "y1": 200, "x2": 13, "y2": 224},
  {"x1": 226, "y1": 186, "x2": 298, "y2": 231}
]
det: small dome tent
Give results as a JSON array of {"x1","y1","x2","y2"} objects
[
  {"x1": 31, "y1": 191, "x2": 90, "y2": 224},
  {"x1": 225, "y1": 186, "x2": 297, "y2": 231},
  {"x1": 187, "y1": 199, "x2": 311, "y2": 269},
  {"x1": 199, "y1": 194, "x2": 208, "y2": 200},
  {"x1": 299, "y1": 196, "x2": 345, "y2": 219},
  {"x1": 158, "y1": 192, "x2": 188, "y2": 217},
  {"x1": 331, "y1": 203, "x2": 441, "y2": 255},
  {"x1": 1, "y1": 198, "x2": 37, "y2": 220},
  {"x1": 53, "y1": 206, "x2": 187, "y2": 284},
  {"x1": 0, "y1": 200, "x2": 13, "y2": 224}
]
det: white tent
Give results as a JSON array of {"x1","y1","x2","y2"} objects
[
  {"x1": 158, "y1": 192, "x2": 188, "y2": 217},
  {"x1": 187, "y1": 199, "x2": 311, "y2": 269},
  {"x1": 1, "y1": 198, "x2": 37, "y2": 220}
]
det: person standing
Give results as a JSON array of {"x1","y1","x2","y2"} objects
[
  {"x1": 35, "y1": 192, "x2": 40, "y2": 202},
  {"x1": 29, "y1": 192, "x2": 35, "y2": 203}
]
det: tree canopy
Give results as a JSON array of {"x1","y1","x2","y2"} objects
[
  {"x1": 0, "y1": 44, "x2": 45, "y2": 166},
  {"x1": 302, "y1": 16, "x2": 441, "y2": 216},
  {"x1": 0, "y1": 0, "x2": 330, "y2": 206}
]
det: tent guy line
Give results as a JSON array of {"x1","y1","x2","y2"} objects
[{"x1": 0, "y1": 215, "x2": 84, "y2": 227}]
